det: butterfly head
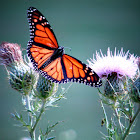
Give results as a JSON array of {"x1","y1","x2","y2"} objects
[
  {"x1": 58, "y1": 46, "x2": 65, "y2": 55},
  {"x1": 59, "y1": 46, "x2": 64, "y2": 50}
]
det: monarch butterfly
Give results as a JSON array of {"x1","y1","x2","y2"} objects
[{"x1": 27, "y1": 7, "x2": 102, "y2": 87}]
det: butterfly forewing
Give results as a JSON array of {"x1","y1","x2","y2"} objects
[
  {"x1": 27, "y1": 7, "x2": 58, "y2": 49},
  {"x1": 27, "y1": 7, "x2": 59, "y2": 70}
]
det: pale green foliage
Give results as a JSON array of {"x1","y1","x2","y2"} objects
[
  {"x1": 98, "y1": 73, "x2": 140, "y2": 140},
  {"x1": 5, "y1": 57, "x2": 67, "y2": 140}
]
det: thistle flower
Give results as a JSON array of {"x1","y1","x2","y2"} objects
[
  {"x1": 87, "y1": 48, "x2": 138, "y2": 98},
  {"x1": 88, "y1": 48, "x2": 138, "y2": 79},
  {"x1": 88, "y1": 48, "x2": 140, "y2": 140},
  {"x1": 0, "y1": 42, "x2": 37, "y2": 94},
  {"x1": 0, "y1": 42, "x2": 23, "y2": 66}
]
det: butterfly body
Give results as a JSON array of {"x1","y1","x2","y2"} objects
[
  {"x1": 39, "y1": 46, "x2": 64, "y2": 69},
  {"x1": 27, "y1": 7, "x2": 102, "y2": 87}
]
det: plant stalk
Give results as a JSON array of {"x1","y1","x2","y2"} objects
[
  {"x1": 30, "y1": 99, "x2": 46, "y2": 139},
  {"x1": 113, "y1": 102, "x2": 123, "y2": 134},
  {"x1": 26, "y1": 95, "x2": 32, "y2": 125},
  {"x1": 122, "y1": 104, "x2": 140, "y2": 140},
  {"x1": 25, "y1": 94, "x2": 35, "y2": 139}
]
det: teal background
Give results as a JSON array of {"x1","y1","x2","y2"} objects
[{"x1": 0, "y1": 0, "x2": 140, "y2": 139}]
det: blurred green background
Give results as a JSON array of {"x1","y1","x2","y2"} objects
[{"x1": 0, "y1": 0, "x2": 140, "y2": 139}]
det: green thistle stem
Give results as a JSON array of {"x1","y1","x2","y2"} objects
[
  {"x1": 100, "y1": 100, "x2": 109, "y2": 127},
  {"x1": 122, "y1": 104, "x2": 140, "y2": 140},
  {"x1": 101, "y1": 101, "x2": 113, "y2": 140},
  {"x1": 30, "y1": 99, "x2": 46, "y2": 139},
  {"x1": 113, "y1": 102, "x2": 123, "y2": 134},
  {"x1": 25, "y1": 94, "x2": 35, "y2": 139},
  {"x1": 26, "y1": 95, "x2": 32, "y2": 125}
]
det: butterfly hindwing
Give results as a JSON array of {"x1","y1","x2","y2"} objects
[
  {"x1": 39, "y1": 57, "x2": 65, "y2": 82},
  {"x1": 37, "y1": 54, "x2": 102, "y2": 86},
  {"x1": 62, "y1": 54, "x2": 102, "y2": 86}
]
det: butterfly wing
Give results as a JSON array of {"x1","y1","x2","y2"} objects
[
  {"x1": 27, "y1": 7, "x2": 58, "y2": 70},
  {"x1": 39, "y1": 57, "x2": 65, "y2": 82},
  {"x1": 27, "y1": 7, "x2": 102, "y2": 87},
  {"x1": 38, "y1": 54, "x2": 102, "y2": 87},
  {"x1": 62, "y1": 54, "x2": 102, "y2": 87}
]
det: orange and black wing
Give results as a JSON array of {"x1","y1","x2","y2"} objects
[
  {"x1": 38, "y1": 53, "x2": 102, "y2": 87},
  {"x1": 27, "y1": 7, "x2": 58, "y2": 70},
  {"x1": 38, "y1": 57, "x2": 65, "y2": 82},
  {"x1": 27, "y1": 7, "x2": 102, "y2": 87},
  {"x1": 61, "y1": 54, "x2": 102, "y2": 87}
]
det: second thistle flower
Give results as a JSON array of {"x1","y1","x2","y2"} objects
[{"x1": 87, "y1": 48, "x2": 138, "y2": 99}]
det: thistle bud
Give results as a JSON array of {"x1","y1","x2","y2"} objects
[
  {"x1": 130, "y1": 78, "x2": 140, "y2": 103},
  {"x1": 36, "y1": 75, "x2": 58, "y2": 99},
  {"x1": 0, "y1": 42, "x2": 36, "y2": 94},
  {"x1": 9, "y1": 63, "x2": 36, "y2": 94}
]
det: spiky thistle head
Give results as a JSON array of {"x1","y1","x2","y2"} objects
[
  {"x1": 0, "y1": 42, "x2": 37, "y2": 94},
  {"x1": 88, "y1": 48, "x2": 138, "y2": 79},
  {"x1": 87, "y1": 48, "x2": 138, "y2": 99},
  {"x1": 0, "y1": 42, "x2": 23, "y2": 66},
  {"x1": 36, "y1": 75, "x2": 58, "y2": 99},
  {"x1": 8, "y1": 63, "x2": 37, "y2": 94}
]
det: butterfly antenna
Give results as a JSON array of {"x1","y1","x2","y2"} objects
[{"x1": 64, "y1": 47, "x2": 71, "y2": 51}]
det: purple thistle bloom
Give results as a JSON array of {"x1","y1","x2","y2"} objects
[
  {"x1": 87, "y1": 48, "x2": 138, "y2": 79},
  {"x1": 0, "y1": 42, "x2": 37, "y2": 94},
  {"x1": 0, "y1": 42, "x2": 23, "y2": 66}
]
